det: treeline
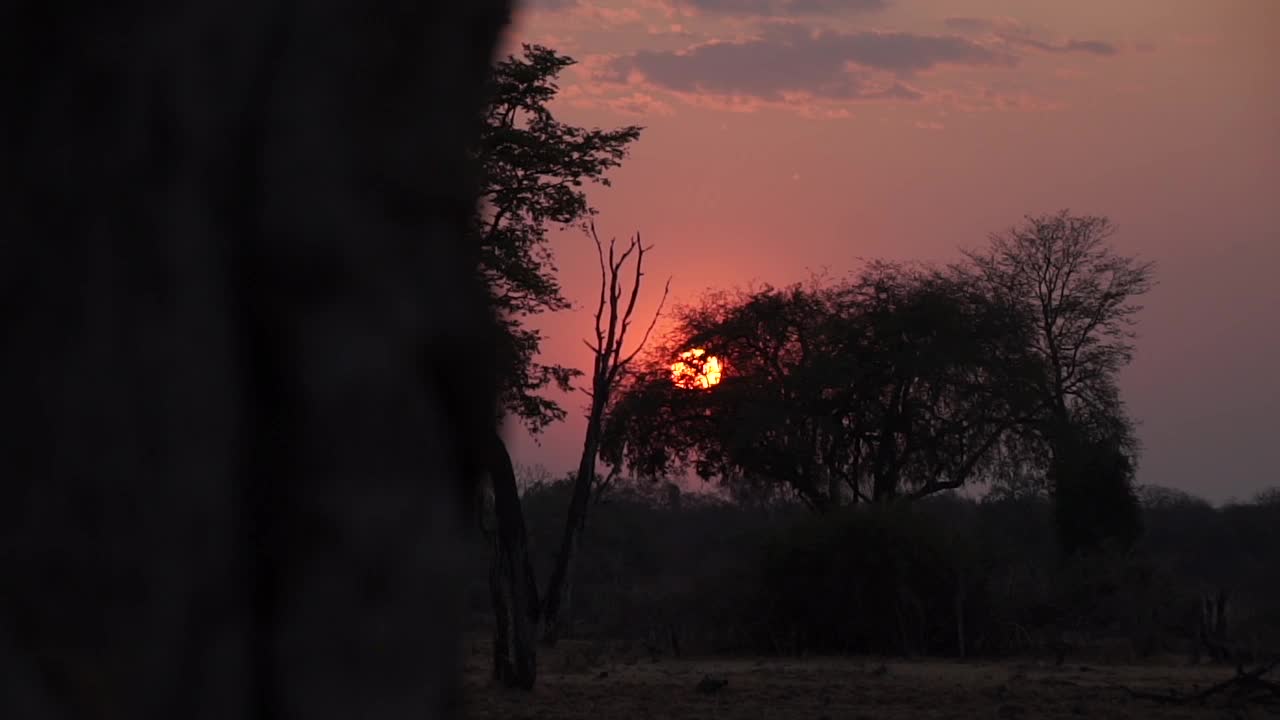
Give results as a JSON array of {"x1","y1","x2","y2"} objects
[
  {"x1": 464, "y1": 479, "x2": 1280, "y2": 663},
  {"x1": 601, "y1": 213, "x2": 1155, "y2": 562},
  {"x1": 464, "y1": 41, "x2": 1254, "y2": 687}
]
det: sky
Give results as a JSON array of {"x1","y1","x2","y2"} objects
[{"x1": 497, "y1": 0, "x2": 1279, "y2": 504}]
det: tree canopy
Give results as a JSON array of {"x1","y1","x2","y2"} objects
[
  {"x1": 476, "y1": 44, "x2": 643, "y2": 432},
  {"x1": 601, "y1": 212, "x2": 1154, "y2": 532},
  {"x1": 601, "y1": 264, "x2": 1038, "y2": 508},
  {"x1": 961, "y1": 211, "x2": 1154, "y2": 554}
]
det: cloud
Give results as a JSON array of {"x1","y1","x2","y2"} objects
[
  {"x1": 943, "y1": 17, "x2": 1017, "y2": 33},
  {"x1": 669, "y1": 0, "x2": 889, "y2": 15},
  {"x1": 944, "y1": 16, "x2": 1118, "y2": 56},
  {"x1": 604, "y1": 25, "x2": 1015, "y2": 106},
  {"x1": 525, "y1": 0, "x2": 580, "y2": 11},
  {"x1": 1007, "y1": 36, "x2": 1116, "y2": 56},
  {"x1": 609, "y1": 92, "x2": 680, "y2": 116},
  {"x1": 587, "y1": 6, "x2": 644, "y2": 25},
  {"x1": 933, "y1": 86, "x2": 1067, "y2": 113}
]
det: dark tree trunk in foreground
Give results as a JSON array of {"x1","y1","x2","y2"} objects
[
  {"x1": 0, "y1": 1, "x2": 510, "y2": 718},
  {"x1": 484, "y1": 431, "x2": 540, "y2": 689}
]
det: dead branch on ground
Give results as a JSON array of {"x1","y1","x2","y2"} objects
[{"x1": 1115, "y1": 657, "x2": 1280, "y2": 708}]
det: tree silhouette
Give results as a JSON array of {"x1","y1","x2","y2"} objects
[
  {"x1": 474, "y1": 43, "x2": 642, "y2": 688},
  {"x1": 541, "y1": 222, "x2": 669, "y2": 645},
  {"x1": 601, "y1": 264, "x2": 1039, "y2": 508},
  {"x1": 478, "y1": 44, "x2": 643, "y2": 433},
  {"x1": 960, "y1": 210, "x2": 1155, "y2": 557}
]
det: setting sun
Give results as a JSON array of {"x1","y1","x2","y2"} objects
[{"x1": 670, "y1": 348, "x2": 722, "y2": 390}]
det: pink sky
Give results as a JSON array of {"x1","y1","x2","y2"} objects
[{"x1": 498, "y1": 0, "x2": 1280, "y2": 504}]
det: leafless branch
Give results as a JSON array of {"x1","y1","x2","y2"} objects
[{"x1": 619, "y1": 275, "x2": 671, "y2": 369}]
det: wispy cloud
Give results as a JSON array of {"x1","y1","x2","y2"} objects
[
  {"x1": 605, "y1": 25, "x2": 1014, "y2": 98},
  {"x1": 596, "y1": 24, "x2": 1019, "y2": 115},
  {"x1": 666, "y1": 0, "x2": 889, "y2": 17},
  {"x1": 944, "y1": 16, "x2": 1118, "y2": 56},
  {"x1": 525, "y1": 0, "x2": 580, "y2": 11},
  {"x1": 517, "y1": 5, "x2": 1120, "y2": 119}
]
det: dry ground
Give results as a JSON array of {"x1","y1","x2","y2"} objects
[{"x1": 461, "y1": 636, "x2": 1278, "y2": 719}]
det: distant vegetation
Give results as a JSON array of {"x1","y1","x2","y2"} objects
[
  {"x1": 471, "y1": 43, "x2": 1276, "y2": 698},
  {"x1": 464, "y1": 476, "x2": 1279, "y2": 665},
  {"x1": 603, "y1": 211, "x2": 1153, "y2": 558}
]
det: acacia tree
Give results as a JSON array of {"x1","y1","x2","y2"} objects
[
  {"x1": 475, "y1": 44, "x2": 641, "y2": 688},
  {"x1": 960, "y1": 210, "x2": 1155, "y2": 556},
  {"x1": 600, "y1": 264, "x2": 1038, "y2": 509},
  {"x1": 813, "y1": 264, "x2": 1045, "y2": 503},
  {"x1": 599, "y1": 282, "x2": 836, "y2": 508},
  {"x1": 540, "y1": 222, "x2": 669, "y2": 645}
]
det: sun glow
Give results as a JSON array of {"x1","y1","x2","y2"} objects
[{"x1": 670, "y1": 348, "x2": 722, "y2": 390}]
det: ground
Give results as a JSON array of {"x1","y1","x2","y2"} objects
[{"x1": 461, "y1": 636, "x2": 1277, "y2": 719}]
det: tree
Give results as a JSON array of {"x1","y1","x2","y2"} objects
[
  {"x1": 960, "y1": 210, "x2": 1155, "y2": 556},
  {"x1": 600, "y1": 280, "x2": 843, "y2": 509},
  {"x1": 540, "y1": 222, "x2": 669, "y2": 644},
  {"x1": 478, "y1": 44, "x2": 643, "y2": 434},
  {"x1": 1050, "y1": 426, "x2": 1143, "y2": 557},
  {"x1": 479, "y1": 431, "x2": 542, "y2": 688},
  {"x1": 601, "y1": 264, "x2": 1036, "y2": 509},
  {"x1": 1, "y1": 2, "x2": 509, "y2": 717},
  {"x1": 473, "y1": 44, "x2": 642, "y2": 687},
  {"x1": 820, "y1": 264, "x2": 1040, "y2": 503}
]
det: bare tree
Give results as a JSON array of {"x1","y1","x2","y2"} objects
[
  {"x1": 962, "y1": 210, "x2": 1155, "y2": 436},
  {"x1": 540, "y1": 222, "x2": 670, "y2": 645},
  {"x1": 962, "y1": 210, "x2": 1155, "y2": 556}
]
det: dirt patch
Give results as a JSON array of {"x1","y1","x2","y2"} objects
[{"x1": 462, "y1": 644, "x2": 1274, "y2": 719}]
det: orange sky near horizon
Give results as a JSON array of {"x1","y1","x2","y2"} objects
[{"x1": 498, "y1": 0, "x2": 1280, "y2": 504}]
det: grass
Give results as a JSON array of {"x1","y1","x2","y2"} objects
[{"x1": 461, "y1": 635, "x2": 1274, "y2": 719}]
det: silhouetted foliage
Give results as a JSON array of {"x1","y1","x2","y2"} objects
[
  {"x1": 600, "y1": 263, "x2": 1042, "y2": 507},
  {"x1": 477, "y1": 44, "x2": 643, "y2": 432},
  {"x1": 603, "y1": 209, "x2": 1156, "y2": 522},
  {"x1": 960, "y1": 210, "x2": 1154, "y2": 557},
  {"x1": 541, "y1": 223, "x2": 669, "y2": 645},
  {"x1": 473, "y1": 43, "x2": 643, "y2": 688},
  {"x1": 1050, "y1": 424, "x2": 1143, "y2": 558},
  {"x1": 464, "y1": 482, "x2": 1280, "y2": 664},
  {"x1": 758, "y1": 503, "x2": 959, "y2": 655}
]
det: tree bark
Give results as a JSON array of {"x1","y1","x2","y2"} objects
[
  {"x1": 484, "y1": 431, "x2": 540, "y2": 689},
  {"x1": 827, "y1": 471, "x2": 843, "y2": 510},
  {"x1": 0, "y1": 2, "x2": 510, "y2": 718},
  {"x1": 537, "y1": 228, "x2": 666, "y2": 649},
  {"x1": 540, "y1": 416, "x2": 602, "y2": 646}
]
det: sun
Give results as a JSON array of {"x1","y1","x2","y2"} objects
[{"x1": 670, "y1": 348, "x2": 722, "y2": 390}]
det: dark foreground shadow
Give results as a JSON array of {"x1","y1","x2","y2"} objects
[{"x1": 0, "y1": 2, "x2": 512, "y2": 717}]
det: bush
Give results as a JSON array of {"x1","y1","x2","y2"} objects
[{"x1": 464, "y1": 478, "x2": 1280, "y2": 664}]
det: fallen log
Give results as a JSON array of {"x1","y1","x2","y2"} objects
[{"x1": 1115, "y1": 657, "x2": 1279, "y2": 707}]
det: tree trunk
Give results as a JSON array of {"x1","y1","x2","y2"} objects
[
  {"x1": 827, "y1": 471, "x2": 842, "y2": 510},
  {"x1": 872, "y1": 467, "x2": 899, "y2": 503},
  {"x1": 0, "y1": 2, "x2": 511, "y2": 717},
  {"x1": 541, "y1": 406, "x2": 603, "y2": 646},
  {"x1": 485, "y1": 431, "x2": 539, "y2": 689},
  {"x1": 1213, "y1": 588, "x2": 1229, "y2": 643}
]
